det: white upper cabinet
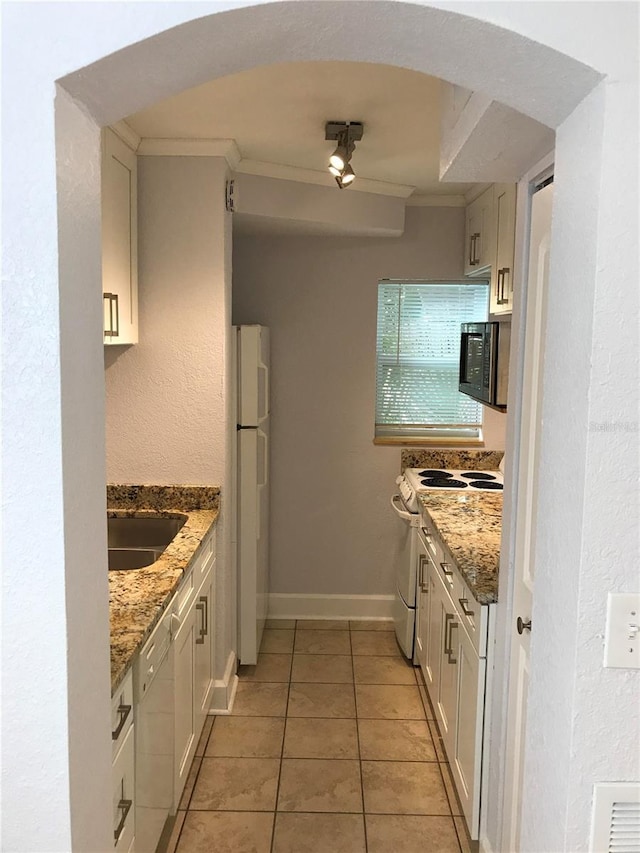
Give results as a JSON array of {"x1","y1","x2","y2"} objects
[
  {"x1": 464, "y1": 186, "x2": 494, "y2": 275},
  {"x1": 464, "y1": 183, "x2": 517, "y2": 316},
  {"x1": 491, "y1": 183, "x2": 517, "y2": 315},
  {"x1": 102, "y1": 128, "x2": 138, "y2": 345}
]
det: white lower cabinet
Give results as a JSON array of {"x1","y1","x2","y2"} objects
[
  {"x1": 116, "y1": 526, "x2": 216, "y2": 852},
  {"x1": 173, "y1": 596, "x2": 198, "y2": 807},
  {"x1": 416, "y1": 513, "x2": 495, "y2": 840},
  {"x1": 173, "y1": 563, "x2": 215, "y2": 810},
  {"x1": 194, "y1": 571, "x2": 215, "y2": 734},
  {"x1": 112, "y1": 669, "x2": 135, "y2": 852}
]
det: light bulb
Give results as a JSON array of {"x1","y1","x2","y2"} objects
[
  {"x1": 340, "y1": 164, "x2": 355, "y2": 186},
  {"x1": 328, "y1": 163, "x2": 342, "y2": 177},
  {"x1": 329, "y1": 147, "x2": 347, "y2": 171}
]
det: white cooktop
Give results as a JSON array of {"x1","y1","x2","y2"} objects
[{"x1": 397, "y1": 468, "x2": 504, "y2": 512}]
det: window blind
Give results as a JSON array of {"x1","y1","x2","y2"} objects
[{"x1": 375, "y1": 281, "x2": 489, "y2": 439}]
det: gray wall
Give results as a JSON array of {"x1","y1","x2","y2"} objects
[{"x1": 233, "y1": 206, "x2": 506, "y2": 597}]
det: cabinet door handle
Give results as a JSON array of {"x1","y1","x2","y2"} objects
[
  {"x1": 444, "y1": 613, "x2": 458, "y2": 664},
  {"x1": 458, "y1": 598, "x2": 474, "y2": 618},
  {"x1": 112, "y1": 293, "x2": 120, "y2": 338},
  {"x1": 111, "y1": 703, "x2": 131, "y2": 741},
  {"x1": 470, "y1": 232, "x2": 480, "y2": 265},
  {"x1": 502, "y1": 267, "x2": 510, "y2": 303},
  {"x1": 103, "y1": 293, "x2": 114, "y2": 337},
  {"x1": 200, "y1": 594, "x2": 208, "y2": 637},
  {"x1": 468, "y1": 234, "x2": 475, "y2": 266},
  {"x1": 195, "y1": 600, "x2": 206, "y2": 644},
  {"x1": 114, "y1": 797, "x2": 132, "y2": 844},
  {"x1": 418, "y1": 555, "x2": 428, "y2": 592}
]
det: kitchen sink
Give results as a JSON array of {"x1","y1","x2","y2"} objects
[
  {"x1": 108, "y1": 548, "x2": 161, "y2": 571},
  {"x1": 107, "y1": 513, "x2": 187, "y2": 571}
]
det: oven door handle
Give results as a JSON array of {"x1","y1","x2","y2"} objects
[{"x1": 390, "y1": 494, "x2": 415, "y2": 521}]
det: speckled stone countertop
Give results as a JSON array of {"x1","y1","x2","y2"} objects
[
  {"x1": 108, "y1": 486, "x2": 220, "y2": 694},
  {"x1": 418, "y1": 491, "x2": 503, "y2": 605},
  {"x1": 401, "y1": 449, "x2": 504, "y2": 472}
]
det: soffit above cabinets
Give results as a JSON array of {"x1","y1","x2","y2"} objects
[{"x1": 124, "y1": 61, "x2": 476, "y2": 201}]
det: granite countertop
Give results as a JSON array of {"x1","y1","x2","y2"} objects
[
  {"x1": 417, "y1": 491, "x2": 503, "y2": 605},
  {"x1": 108, "y1": 485, "x2": 220, "y2": 694}
]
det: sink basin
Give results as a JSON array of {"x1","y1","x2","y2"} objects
[
  {"x1": 107, "y1": 514, "x2": 187, "y2": 571},
  {"x1": 107, "y1": 514, "x2": 187, "y2": 549},
  {"x1": 108, "y1": 548, "x2": 160, "y2": 571}
]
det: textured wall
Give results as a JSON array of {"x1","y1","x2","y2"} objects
[
  {"x1": 105, "y1": 156, "x2": 228, "y2": 486},
  {"x1": 233, "y1": 206, "x2": 506, "y2": 598}
]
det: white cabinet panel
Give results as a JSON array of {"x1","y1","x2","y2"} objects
[
  {"x1": 113, "y1": 725, "x2": 135, "y2": 853},
  {"x1": 491, "y1": 183, "x2": 516, "y2": 315},
  {"x1": 173, "y1": 603, "x2": 197, "y2": 807},
  {"x1": 194, "y1": 569, "x2": 215, "y2": 736},
  {"x1": 464, "y1": 186, "x2": 494, "y2": 275},
  {"x1": 102, "y1": 127, "x2": 138, "y2": 345}
]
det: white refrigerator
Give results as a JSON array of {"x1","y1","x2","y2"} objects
[{"x1": 235, "y1": 325, "x2": 270, "y2": 665}]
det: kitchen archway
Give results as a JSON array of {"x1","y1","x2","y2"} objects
[{"x1": 13, "y1": 3, "x2": 623, "y2": 851}]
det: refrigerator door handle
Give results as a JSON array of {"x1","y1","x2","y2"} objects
[
  {"x1": 258, "y1": 362, "x2": 269, "y2": 421},
  {"x1": 257, "y1": 428, "x2": 268, "y2": 488}
]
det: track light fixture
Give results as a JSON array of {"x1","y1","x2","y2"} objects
[{"x1": 325, "y1": 121, "x2": 363, "y2": 189}]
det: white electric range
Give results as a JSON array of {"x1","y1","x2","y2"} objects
[{"x1": 390, "y1": 466, "x2": 503, "y2": 659}]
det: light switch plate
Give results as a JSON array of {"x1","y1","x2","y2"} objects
[{"x1": 603, "y1": 593, "x2": 640, "y2": 668}]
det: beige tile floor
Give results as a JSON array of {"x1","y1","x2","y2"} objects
[{"x1": 166, "y1": 619, "x2": 477, "y2": 853}]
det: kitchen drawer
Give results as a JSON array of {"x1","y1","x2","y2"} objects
[
  {"x1": 135, "y1": 610, "x2": 172, "y2": 703},
  {"x1": 417, "y1": 518, "x2": 444, "y2": 564},
  {"x1": 427, "y1": 549, "x2": 488, "y2": 657},
  {"x1": 192, "y1": 529, "x2": 216, "y2": 591},
  {"x1": 174, "y1": 530, "x2": 216, "y2": 618},
  {"x1": 112, "y1": 723, "x2": 135, "y2": 852},
  {"x1": 111, "y1": 669, "x2": 133, "y2": 759},
  {"x1": 451, "y1": 570, "x2": 489, "y2": 657}
]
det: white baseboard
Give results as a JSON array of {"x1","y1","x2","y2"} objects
[
  {"x1": 267, "y1": 593, "x2": 395, "y2": 621},
  {"x1": 210, "y1": 649, "x2": 238, "y2": 714}
]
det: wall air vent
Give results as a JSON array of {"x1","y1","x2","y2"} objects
[{"x1": 591, "y1": 783, "x2": 640, "y2": 853}]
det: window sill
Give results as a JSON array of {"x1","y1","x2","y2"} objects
[{"x1": 373, "y1": 436, "x2": 485, "y2": 447}]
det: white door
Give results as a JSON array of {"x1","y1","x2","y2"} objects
[{"x1": 502, "y1": 177, "x2": 554, "y2": 849}]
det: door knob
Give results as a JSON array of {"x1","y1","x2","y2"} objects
[{"x1": 516, "y1": 617, "x2": 532, "y2": 634}]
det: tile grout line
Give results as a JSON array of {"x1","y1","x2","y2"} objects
[
  {"x1": 350, "y1": 625, "x2": 369, "y2": 853},
  {"x1": 268, "y1": 619, "x2": 296, "y2": 853}
]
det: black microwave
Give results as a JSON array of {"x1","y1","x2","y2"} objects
[{"x1": 459, "y1": 322, "x2": 510, "y2": 410}]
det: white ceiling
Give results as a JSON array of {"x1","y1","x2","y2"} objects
[{"x1": 125, "y1": 61, "x2": 475, "y2": 198}]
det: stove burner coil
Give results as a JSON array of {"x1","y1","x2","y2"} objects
[
  {"x1": 460, "y1": 472, "x2": 496, "y2": 480},
  {"x1": 469, "y1": 480, "x2": 503, "y2": 490},
  {"x1": 418, "y1": 470, "x2": 453, "y2": 478},
  {"x1": 421, "y1": 478, "x2": 467, "y2": 489}
]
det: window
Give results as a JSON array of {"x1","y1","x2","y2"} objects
[{"x1": 375, "y1": 280, "x2": 489, "y2": 443}]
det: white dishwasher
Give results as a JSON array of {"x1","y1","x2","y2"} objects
[{"x1": 134, "y1": 607, "x2": 175, "y2": 853}]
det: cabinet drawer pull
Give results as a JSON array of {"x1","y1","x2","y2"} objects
[
  {"x1": 444, "y1": 613, "x2": 458, "y2": 664},
  {"x1": 421, "y1": 526, "x2": 432, "y2": 539},
  {"x1": 113, "y1": 798, "x2": 132, "y2": 844},
  {"x1": 458, "y1": 598, "x2": 474, "y2": 618},
  {"x1": 111, "y1": 703, "x2": 131, "y2": 741},
  {"x1": 440, "y1": 562, "x2": 453, "y2": 583}
]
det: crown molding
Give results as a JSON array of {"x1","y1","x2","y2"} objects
[
  {"x1": 136, "y1": 137, "x2": 241, "y2": 168},
  {"x1": 236, "y1": 158, "x2": 415, "y2": 198},
  {"x1": 109, "y1": 121, "x2": 141, "y2": 152},
  {"x1": 406, "y1": 194, "x2": 466, "y2": 207}
]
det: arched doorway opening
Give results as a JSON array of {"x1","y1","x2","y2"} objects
[{"x1": 5, "y1": 4, "x2": 637, "y2": 853}]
